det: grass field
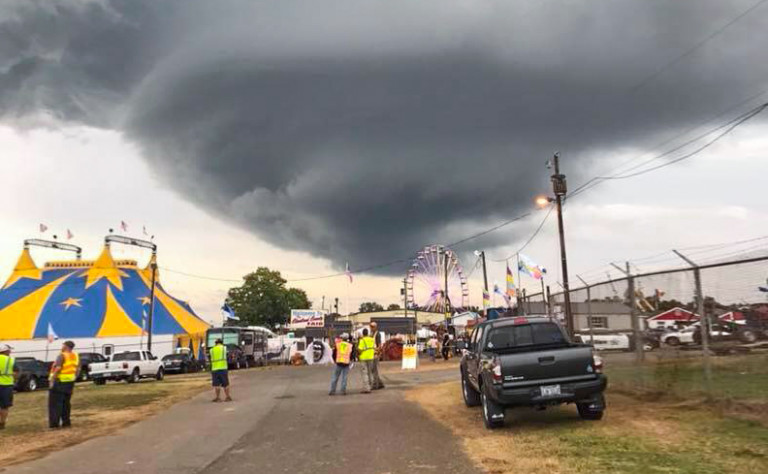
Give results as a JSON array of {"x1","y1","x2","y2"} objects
[
  {"x1": 407, "y1": 352, "x2": 768, "y2": 474},
  {"x1": 0, "y1": 373, "x2": 210, "y2": 466}
]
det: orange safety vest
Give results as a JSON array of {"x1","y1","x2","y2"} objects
[
  {"x1": 335, "y1": 341, "x2": 352, "y2": 365},
  {"x1": 56, "y1": 352, "x2": 80, "y2": 382}
]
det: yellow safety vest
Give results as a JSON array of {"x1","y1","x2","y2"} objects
[
  {"x1": 357, "y1": 337, "x2": 375, "y2": 361},
  {"x1": 0, "y1": 354, "x2": 14, "y2": 386},
  {"x1": 336, "y1": 341, "x2": 352, "y2": 365},
  {"x1": 210, "y1": 344, "x2": 228, "y2": 371},
  {"x1": 57, "y1": 352, "x2": 79, "y2": 383}
]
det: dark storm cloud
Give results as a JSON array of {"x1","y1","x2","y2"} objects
[{"x1": 1, "y1": 0, "x2": 767, "y2": 273}]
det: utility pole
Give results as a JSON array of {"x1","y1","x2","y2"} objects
[
  {"x1": 147, "y1": 259, "x2": 157, "y2": 352},
  {"x1": 321, "y1": 295, "x2": 325, "y2": 311},
  {"x1": 551, "y1": 153, "x2": 574, "y2": 336},
  {"x1": 475, "y1": 250, "x2": 489, "y2": 316},
  {"x1": 334, "y1": 297, "x2": 339, "y2": 315},
  {"x1": 402, "y1": 279, "x2": 408, "y2": 318},
  {"x1": 444, "y1": 249, "x2": 450, "y2": 323}
]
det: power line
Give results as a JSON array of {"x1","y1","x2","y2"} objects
[
  {"x1": 629, "y1": 0, "x2": 768, "y2": 92},
  {"x1": 488, "y1": 207, "x2": 554, "y2": 262}
]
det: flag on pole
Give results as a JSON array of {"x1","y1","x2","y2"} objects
[
  {"x1": 482, "y1": 288, "x2": 490, "y2": 311},
  {"x1": 143, "y1": 225, "x2": 149, "y2": 236},
  {"x1": 142, "y1": 310, "x2": 148, "y2": 335},
  {"x1": 518, "y1": 254, "x2": 546, "y2": 280},
  {"x1": 121, "y1": 220, "x2": 128, "y2": 232},
  {"x1": 39, "y1": 223, "x2": 48, "y2": 233},
  {"x1": 221, "y1": 302, "x2": 239, "y2": 321},
  {"x1": 494, "y1": 284, "x2": 511, "y2": 307},
  {"x1": 345, "y1": 262, "x2": 353, "y2": 283},
  {"x1": 47, "y1": 323, "x2": 58, "y2": 343},
  {"x1": 66, "y1": 229, "x2": 74, "y2": 240},
  {"x1": 506, "y1": 264, "x2": 516, "y2": 298}
]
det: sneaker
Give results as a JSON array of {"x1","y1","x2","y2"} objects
[
  {"x1": 361, "y1": 390, "x2": 371, "y2": 394},
  {"x1": 212, "y1": 398, "x2": 221, "y2": 403},
  {"x1": 341, "y1": 391, "x2": 347, "y2": 396},
  {"x1": 328, "y1": 392, "x2": 335, "y2": 396},
  {"x1": 224, "y1": 397, "x2": 233, "y2": 402}
]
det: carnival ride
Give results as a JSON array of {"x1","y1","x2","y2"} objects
[{"x1": 406, "y1": 245, "x2": 469, "y2": 313}]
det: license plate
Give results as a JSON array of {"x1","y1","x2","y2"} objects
[{"x1": 540, "y1": 384, "x2": 561, "y2": 397}]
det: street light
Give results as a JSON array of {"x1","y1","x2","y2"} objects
[{"x1": 534, "y1": 153, "x2": 574, "y2": 336}]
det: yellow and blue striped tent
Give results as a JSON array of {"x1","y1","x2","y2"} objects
[{"x1": 0, "y1": 245, "x2": 209, "y2": 340}]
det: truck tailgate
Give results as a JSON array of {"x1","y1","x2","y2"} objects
[{"x1": 498, "y1": 345, "x2": 597, "y2": 386}]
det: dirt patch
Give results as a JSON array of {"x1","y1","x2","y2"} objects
[
  {"x1": 0, "y1": 373, "x2": 209, "y2": 467},
  {"x1": 379, "y1": 359, "x2": 460, "y2": 374},
  {"x1": 406, "y1": 381, "x2": 768, "y2": 473}
]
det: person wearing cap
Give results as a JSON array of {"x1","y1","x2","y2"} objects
[
  {"x1": 369, "y1": 323, "x2": 385, "y2": 390},
  {"x1": 209, "y1": 339, "x2": 232, "y2": 402},
  {"x1": 329, "y1": 333, "x2": 354, "y2": 396},
  {"x1": 48, "y1": 340, "x2": 80, "y2": 429},
  {"x1": 0, "y1": 344, "x2": 19, "y2": 430}
]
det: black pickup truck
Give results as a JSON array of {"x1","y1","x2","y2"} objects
[{"x1": 460, "y1": 317, "x2": 607, "y2": 429}]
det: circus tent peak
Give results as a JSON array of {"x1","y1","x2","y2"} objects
[{"x1": 3, "y1": 248, "x2": 42, "y2": 288}]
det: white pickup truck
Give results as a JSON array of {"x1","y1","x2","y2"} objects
[{"x1": 89, "y1": 350, "x2": 164, "y2": 385}]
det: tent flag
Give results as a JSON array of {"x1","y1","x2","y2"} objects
[
  {"x1": 345, "y1": 262, "x2": 353, "y2": 283},
  {"x1": 66, "y1": 229, "x2": 74, "y2": 240},
  {"x1": 39, "y1": 223, "x2": 48, "y2": 233},
  {"x1": 47, "y1": 323, "x2": 58, "y2": 343},
  {"x1": 506, "y1": 264, "x2": 516, "y2": 298},
  {"x1": 221, "y1": 303, "x2": 239, "y2": 321},
  {"x1": 518, "y1": 254, "x2": 546, "y2": 280},
  {"x1": 121, "y1": 220, "x2": 129, "y2": 232}
]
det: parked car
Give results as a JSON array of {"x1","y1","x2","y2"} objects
[
  {"x1": 461, "y1": 317, "x2": 607, "y2": 429},
  {"x1": 89, "y1": 350, "x2": 164, "y2": 385},
  {"x1": 661, "y1": 323, "x2": 734, "y2": 346},
  {"x1": 161, "y1": 353, "x2": 201, "y2": 374},
  {"x1": 14, "y1": 357, "x2": 51, "y2": 392},
  {"x1": 77, "y1": 352, "x2": 108, "y2": 381}
]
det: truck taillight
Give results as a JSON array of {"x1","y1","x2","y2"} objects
[
  {"x1": 592, "y1": 354, "x2": 604, "y2": 374},
  {"x1": 491, "y1": 356, "x2": 503, "y2": 383}
]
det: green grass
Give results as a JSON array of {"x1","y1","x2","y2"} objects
[{"x1": 605, "y1": 352, "x2": 768, "y2": 401}]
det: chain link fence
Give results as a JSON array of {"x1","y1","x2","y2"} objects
[{"x1": 519, "y1": 255, "x2": 768, "y2": 400}]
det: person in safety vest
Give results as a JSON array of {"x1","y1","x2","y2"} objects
[
  {"x1": 0, "y1": 344, "x2": 19, "y2": 430},
  {"x1": 369, "y1": 322, "x2": 385, "y2": 390},
  {"x1": 48, "y1": 340, "x2": 79, "y2": 429},
  {"x1": 329, "y1": 333, "x2": 353, "y2": 396},
  {"x1": 210, "y1": 339, "x2": 232, "y2": 402},
  {"x1": 357, "y1": 328, "x2": 376, "y2": 394}
]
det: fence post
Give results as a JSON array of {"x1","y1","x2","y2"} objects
[
  {"x1": 626, "y1": 265, "x2": 644, "y2": 363},
  {"x1": 577, "y1": 275, "x2": 593, "y2": 344},
  {"x1": 546, "y1": 285, "x2": 553, "y2": 319},
  {"x1": 673, "y1": 250, "x2": 712, "y2": 397}
]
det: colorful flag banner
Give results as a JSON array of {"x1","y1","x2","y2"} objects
[
  {"x1": 66, "y1": 229, "x2": 74, "y2": 240},
  {"x1": 482, "y1": 288, "x2": 490, "y2": 310},
  {"x1": 221, "y1": 302, "x2": 240, "y2": 320},
  {"x1": 494, "y1": 284, "x2": 511, "y2": 307},
  {"x1": 506, "y1": 264, "x2": 516, "y2": 298},
  {"x1": 121, "y1": 220, "x2": 129, "y2": 232},
  {"x1": 518, "y1": 253, "x2": 546, "y2": 280}
]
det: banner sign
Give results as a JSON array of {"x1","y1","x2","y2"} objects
[
  {"x1": 290, "y1": 310, "x2": 326, "y2": 328},
  {"x1": 401, "y1": 344, "x2": 418, "y2": 370}
]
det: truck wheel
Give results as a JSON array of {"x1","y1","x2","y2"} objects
[
  {"x1": 577, "y1": 395, "x2": 605, "y2": 421},
  {"x1": 461, "y1": 371, "x2": 481, "y2": 407},
  {"x1": 481, "y1": 385, "x2": 505, "y2": 429},
  {"x1": 155, "y1": 367, "x2": 164, "y2": 381},
  {"x1": 128, "y1": 368, "x2": 140, "y2": 383},
  {"x1": 737, "y1": 328, "x2": 758, "y2": 344},
  {"x1": 26, "y1": 376, "x2": 38, "y2": 392},
  {"x1": 665, "y1": 337, "x2": 680, "y2": 346}
]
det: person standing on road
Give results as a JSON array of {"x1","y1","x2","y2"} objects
[
  {"x1": 329, "y1": 333, "x2": 353, "y2": 396},
  {"x1": 369, "y1": 323, "x2": 385, "y2": 390},
  {"x1": 210, "y1": 339, "x2": 233, "y2": 402},
  {"x1": 48, "y1": 340, "x2": 79, "y2": 429},
  {"x1": 357, "y1": 329, "x2": 375, "y2": 394},
  {"x1": 0, "y1": 344, "x2": 19, "y2": 430},
  {"x1": 441, "y1": 333, "x2": 451, "y2": 361},
  {"x1": 427, "y1": 336, "x2": 438, "y2": 362}
]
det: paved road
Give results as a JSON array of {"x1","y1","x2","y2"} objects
[{"x1": 3, "y1": 363, "x2": 479, "y2": 474}]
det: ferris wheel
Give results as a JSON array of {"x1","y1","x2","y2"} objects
[{"x1": 406, "y1": 245, "x2": 469, "y2": 313}]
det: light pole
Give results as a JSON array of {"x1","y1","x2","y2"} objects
[
  {"x1": 474, "y1": 250, "x2": 489, "y2": 315},
  {"x1": 535, "y1": 152, "x2": 574, "y2": 336}
]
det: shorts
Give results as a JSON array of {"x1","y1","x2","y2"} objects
[
  {"x1": 0, "y1": 385, "x2": 13, "y2": 409},
  {"x1": 211, "y1": 370, "x2": 229, "y2": 388}
]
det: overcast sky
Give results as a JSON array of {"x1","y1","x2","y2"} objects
[{"x1": 2, "y1": 0, "x2": 768, "y2": 321}]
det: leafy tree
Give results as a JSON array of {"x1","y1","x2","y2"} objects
[
  {"x1": 387, "y1": 303, "x2": 401, "y2": 310},
  {"x1": 226, "y1": 267, "x2": 311, "y2": 328},
  {"x1": 359, "y1": 301, "x2": 384, "y2": 313}
]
